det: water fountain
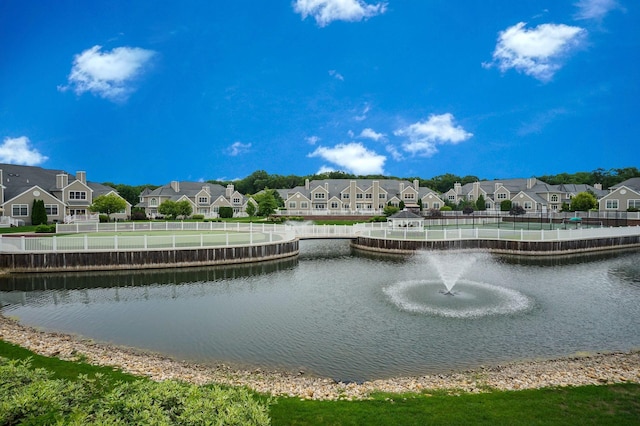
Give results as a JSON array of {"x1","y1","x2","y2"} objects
[{"x1": 384, "y1": 250, "x2": 533, "y2": 318}]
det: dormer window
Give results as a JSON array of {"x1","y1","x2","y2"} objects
[
  {"x1": 69, "y1": 191, "x2": 87, "y2": 200},
  {"x1": 314, "y1": 192, "x2": 325, "y2": 199},
  {"x1": 198, "y1": 197, "x2": 208, "y2": 204}
]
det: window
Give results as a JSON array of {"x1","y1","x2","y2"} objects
[
  {"x1": 379, "y1": 193, "x2": 386, "y2": 199},
  {"x1": 551, "y1": 194, "x2": 559, "y2": 202},
  {"x1": 314, "y1": 203, "x2": 326, "y2": 209},
  {"x1": 342, "y1": 193, "x2": 349, "y2": 199},
  {"x1": 629, "y1": 200, "x2": 640, "y2": 209},
  {"x1": 300, "y1": 202, "x2": 308, "y2": 209},
  {"x1": 150, "y1": 198, "x2": 158, "y2": 206},
  {"x1": 289, "y1": 201, "x2": 296, "y2": 209},
  {"x1": 365, "y1": 193, "x2": 372, "y2": 199},
  {"x1": 524, "y1": 201, "x2": 533, "y2": 209},
  {"x1": 45, "y1": 204, "x2": 58, "y2": 216},
  {"x1": 605, "y1": 199, "x2": 618, "y2": 209},
  {"x1": 433, "y1": 202, "x2": 441, "y2": 209},
  {"x1": 448, "y1": 195, "x2": 456, "y2": 201},
  {"x1": 233, "y1": 197, "x2": 241, "y2": 204},
  {"x1": 69, "y1": 191, "x2": 87, "y2": 200},
  {"x1": 314, "y1": 192, "x2": 325, "y2": 199},
  {"x1": 330, "y1": 202, "x2": 339, "y2": 209},
  {"x1": 12, "y1": 204, "x2": 28, "y2": 216},
  {"x1": 198, "y1": 197, "x2": 208, "y2": 204},
  {"x1": 496, "y1": 193, "x2": 507, "y2": 199},
  {"x1": 403, "y1": 193, "x2": 415, "y2": 199},
  {"x1": 356, "y1": 193, "x2": 363, "y2": 199}
]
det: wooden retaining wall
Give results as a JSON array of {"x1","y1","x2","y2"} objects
[
  {"x1": 352, "y1": 235, "x2": 640, "y2": 256},
  {"x1": 0, "y1": 240, "x2": 299, "y2": 273}
]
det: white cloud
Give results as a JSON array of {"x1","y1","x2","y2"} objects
[
  {"x1": 485, "y1": 22, "x2": 586, "y2": 82},
  {"x1": 308, "y1": 142, "x2": 385, "y2": 175},
  {"x1": 59, "y1": 45, "x2": 156, "y2": 102},
  {"x1": 328, "y1": 70, "x2": 344, "y2": 81},
  {"x1": 305, "y1": 136, "x2": 321, "y2": 145},
  {"x1": 354, "y1": 103, "x2": 371, "y2": 121},
  {"x1": 0, "y1": 136, "x2": 48, "y2": 165},
  {"x1": 359, "y1": 128, "x2": 385, "y2": 141},
  {"x1": 394, "y1": 113, "x2": 473, "y2": 157},
  {"x1": 317, "y1": 165, "x2": 338, "y2": 174},
  {"x1": 226, "y1": 141, "x2": 252, "y2": 156},
  {"x1": 574, "y1": 0, "x2": 620, "y2": 21},
  {"x1": 293, "y1": 0, "x2": 387, "y2": 27},
  {"x1": 385, "y1": 144, "x2": 404, "y2": 161}
]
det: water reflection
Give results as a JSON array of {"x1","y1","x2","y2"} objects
[{"x1": 0, "y1": 258, "x2": 298, "y2": 292}]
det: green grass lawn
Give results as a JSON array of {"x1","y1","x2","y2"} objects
[{"x1": 1, "y1": 339, "x2": 638, "y2": 425}]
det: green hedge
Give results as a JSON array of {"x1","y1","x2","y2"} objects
[{"x1": 0, "y1": 357, "x2": 270, "y2": 425}]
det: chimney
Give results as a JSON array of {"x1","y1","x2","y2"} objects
[
  {"x1": 494, "y1": 182, "x2": 502, "y2": 192},
  {"x1": 202, "y1": 185, "x2": 210, "y2": 194},
  {"x1": 76, "y1": 171, "x2": 86, "y2": 184},
  {"x1": 305, "y1": 179, "x2": 310, "y2": 190},
  {"x1": 527, "y1": 177, "x2": 536, "y2": 189},
  {"x1": 56, "y1": 173, "x2": 68, "y2": 189},
  {"x1": 473, "y1": 181, "x2": 480, "y2": 197},
  {"x1": 170, "y1": 181, "x2": 180, "y2": 192},
  {"x1": 226, "y1": 184, "x2": 234, "y2": 198},
  {"x1": 594, "y1": 183, "x2": 602, "y2": 190},
  {"x1": 399, "y1": 182, "x2": 405, "y2": 193},
  {"x1": 413, "y1": 179, "x2": 419, "y2": 190},
  {"x1": 454, "y1": 182, "x2": 462, "y2": 195}
]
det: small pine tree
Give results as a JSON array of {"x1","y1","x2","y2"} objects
[{"x1": 31, "y1": 200, "x2": 47, "y2": 226}]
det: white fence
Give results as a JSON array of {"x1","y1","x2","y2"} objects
[
  {"x1": 0, "y1": 230, "x2": 296, "y2": 253},
  {"x1": 357, "y1": 224, "x2": 640, "y2": 242}
]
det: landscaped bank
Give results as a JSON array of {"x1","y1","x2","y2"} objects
[{"x1": 1, "y1": 314, "x2": 638, "y2": 401}]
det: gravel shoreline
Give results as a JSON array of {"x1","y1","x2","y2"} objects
[{"x1": 1, "y1": 314, "x2": 639, "y2": 400}]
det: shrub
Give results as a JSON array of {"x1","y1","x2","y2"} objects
[
  {"x1": 219, "y1": 206, "x2": 234, "y2": 218},
  {"x1": 440, "y1": 206, "x2": 452, "y2": 211},
  {"x1": 0, "y1": 358, "x2": 270, "y2": 426},
  {"x1": 428, "y1": 208, "x2": 442, "y2": 218},
  {"x1": 99, "y1": 214, "x2": 110, "y2": 223},
  {"x1": 131, "y1": 210, "x2": 147, "y2": 221},
  {"x1": 191, "y1": 214, "x2": 205, "y2": 220},
  {"x1": 368, "y1": 216, "x2": 387, "y2": 222},
  {"x1": 31, "y1": 200, "x2": 48, "y2": 226},
  {"x1": 35, "y1": 224, "x2": 56, "y2": 233}
]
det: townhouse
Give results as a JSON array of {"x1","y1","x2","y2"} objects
[
  {"x1": 281, "y1": 179, "x2": 444, "y2": 216},
  {"x1": 598, "y1": 178, "x2": 640, "y2": 212},
  {"x1": 137, "y1": 181, "x2": 254, "y2": 218},
  {"x1": 443, "y1": 178, "x2": 607, "y2": 213},
  {"x1": 0, "y1": 163, "x2": 130, "y2": 226}
]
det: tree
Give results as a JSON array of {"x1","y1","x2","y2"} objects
[
  {"x1": 31, "y1": 200, "x2": 47, "y2": 226},
  {"x1": 245, "y1": 200, "x2": 256, "y2": 218},
  {"x1": 570, "y1": 192, "x2": 597, "y2": 211},
  {"x1": 90, "y1": 194, "x2": 127, "y2": 219},
  {"x1": 253, "y1": 189, "x2": 278, "y2": 217},
  {"x1": 475, "y1": 194, "x2": 486, "y2": 211},
  {"x1": 158, "y1": 200, "x2": 177, "y2": 219},
  {"x1": 176, "y1": 200, "x2": 193, "y2": 218},
  {"x1": 463, "y1": 205, "x2": 474, "y2": 215},
  {"x1": 383, "y1": 205, "x2": 400, "y2": 216}
]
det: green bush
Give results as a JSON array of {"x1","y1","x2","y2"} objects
[
  {"x1": 0, "y1": 357, "x2": 270, "y2": 425},
  {"x1": 219, "y1": 206, "x2": 234, "y2": 218},
  {"x1": 99, "y1": 214, "x2": 110, "y2": 223},
  {"x1": 191, "y1": 214, "x2": 205, "y2": 220},
  {"x1": 368, "y1": 216, "x2": 387, "y2": 222},
  {"x1": 35, "y1": 224, "x2": 56, "y2": 233},
  {"x1": 131, "y1": 210, "x2": 147, "y2": 221},
  {"x1": 31, "y1": 200, "x2": 48, "y2": 226},
  {"x1": 440, "y1": 206, "x2": 453, "y2": 211}
]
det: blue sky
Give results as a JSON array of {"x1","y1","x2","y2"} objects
[{"x1": 1, "y1": 1, "x2": 637, "y2": 185}]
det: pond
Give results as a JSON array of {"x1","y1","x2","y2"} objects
[{"x1": 1, "y1": 240, "x2": 639, "y2": 383}]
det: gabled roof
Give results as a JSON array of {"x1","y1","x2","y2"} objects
[
  {"x1": 143, "y1": 182, "x2": 226, "y2": 200},
  {"x1": 389, "y1": 209, "x2": 423, "y2": 219},
  {"x1": 0, "y1": 163, "x2": 115, "y2": 202},
  {"x1": 285, "y1": 179, "x2": 436, "y2": 198},
  {"x1": 611, "y1": 178, "x2": 640, "y2": 192}
]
